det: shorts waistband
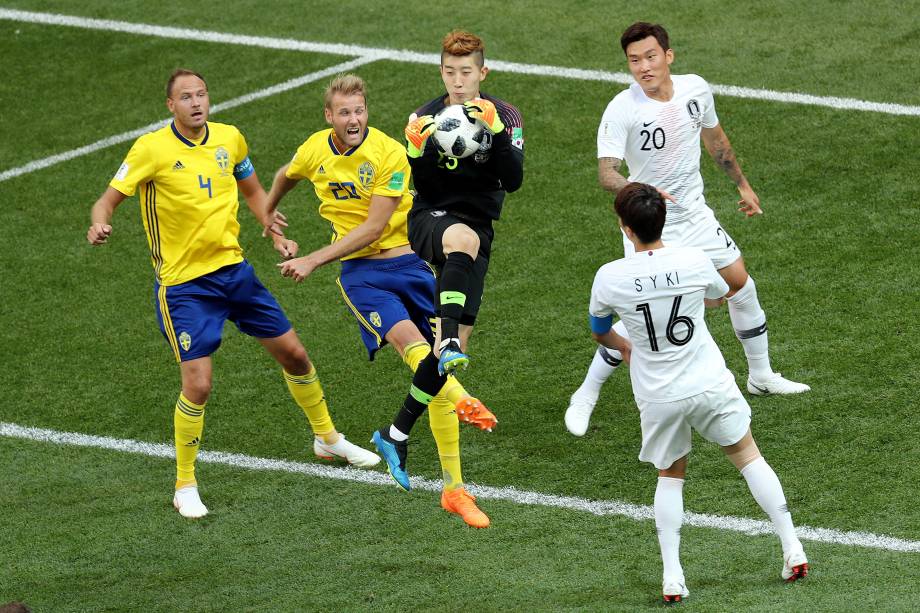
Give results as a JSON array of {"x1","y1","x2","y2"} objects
[{"x1": 340, "y1": 253, "x2": 422, "y2": 273}]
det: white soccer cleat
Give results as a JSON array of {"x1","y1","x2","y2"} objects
[
  {"x1": 781, "y1": 549, "x2": 809, "y2": 582},
  {"x1": 173, "y1": 485, "x2": 208, "y2": 519},
  {"x1": 747, "y1": 373, "x2": 811, "y2": 396},
  {"x1": 314, "y1": 435, "x2": 381, "y2": 467},
  {"x1": 564, "y1": 392, "x2": 597, "y2": 437},
  {"x1": 662, "y1": 577, "x2": 690, "y2": 604}
]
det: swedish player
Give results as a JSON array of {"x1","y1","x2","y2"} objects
[
  {"x1": 86, "y1": 69, "x2": 379, "y2": 519},
  {"x1": 566, "y1": 22, "x2": 809, "y2": 437},
  {"x1": 371, "y1": 31, "x2": 524, "y2": 478},
  {"x1": 590, "y1": 183, "x2": 808, "y2": 602},
  {"x1": 265, "y1": 74, "x2": 496, "y2": 527}
]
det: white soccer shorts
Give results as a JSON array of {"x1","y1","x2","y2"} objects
[{"x1": 637, "y1": 372, "x2": 751, "y2": 470}]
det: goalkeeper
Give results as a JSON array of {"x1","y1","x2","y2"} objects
[
  {"x1": 371, "y1": 30, "x2": 524, "y2": 507},
  {"x1": 265, "y1": 74, "x2": 497, "y2": 528}
]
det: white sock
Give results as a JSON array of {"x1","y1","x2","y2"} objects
[
  {"x1": 388, "y1": 425, "x2": 409, "y2": 441},
  {"x1": 741, "y1": 457, "x2": 802, "y2": 555},
  {"x1": 727, "y1": 276, "x2": 773, "y2": 380},
  {"x1": 655, "y1": 477, "x2": 685, "y2": 581},
  {"x1": 575, "y1": 320, "x2": 627, "y2": 399}
]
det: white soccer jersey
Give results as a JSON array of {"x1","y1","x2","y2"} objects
[
  {"x1": 590, "y1": 246, "x2": 730, "y2": 402},
  {"x1": 597, "y1": 74, "x2": 718, "y2": 225}
]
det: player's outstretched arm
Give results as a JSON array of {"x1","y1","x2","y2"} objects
[
  {"x1": 701, "y1": 124, "x2": 762, "y2": 217},
  {"x1": 87, "y1": 187, "x2": 127, "y2": 245},
  {"x1": 265, "y1": 163, "x2": 301, "y2": 226},
  {"x1": 278, "y1": 194, "x2": 400, "y2": 283},
  {"x1": 238, "y1": 172, "x2": 296, "y2": 258}
]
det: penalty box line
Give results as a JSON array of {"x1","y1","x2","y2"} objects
[{"x1": 2, "y1": 420, "x2": 918, "y2": 554}]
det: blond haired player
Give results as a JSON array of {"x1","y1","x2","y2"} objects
[
  {"x1": 265, "y1": 74, "x2": 495, "y2": 528},
  {"x1": 86, "y1": 69, "x2": 379, "y2": 519}
]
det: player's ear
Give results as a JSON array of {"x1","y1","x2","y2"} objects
[
  {"x1": 665, "y1": 48, "x2": 674, "y2": 66},
  {"x1": 324, "y1": 107, "x2": 333, "y2": 125},
  {"x1": 479, "y1": 65, "x2": 489, "y2": 81}
]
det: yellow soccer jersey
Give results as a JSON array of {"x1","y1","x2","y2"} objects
[
  {"x1": 110, "y1": 121, "x2": 253, "y2": 285},
  {"x1": 285, "y1": 127, "x2": 412, "y2": 260}
]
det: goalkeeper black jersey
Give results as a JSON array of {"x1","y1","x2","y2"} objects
[{"x1": 408, "y1": 92, "x2": 524, "y2": 224}]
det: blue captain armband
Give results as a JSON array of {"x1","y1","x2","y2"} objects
[
  {"x1": 590, "y1": 314, "x2": 614, "y2": 334},
  {"x1": 233, "y1": 156, "x2": 255, "y2": 180}
]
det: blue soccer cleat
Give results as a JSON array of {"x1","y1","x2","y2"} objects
[
  {"x1": 438, "y1": 342, "x2": 470, "y2": 376},
  {"x1": 371, "y1": 429, "x2": 410, "y2": 491}
]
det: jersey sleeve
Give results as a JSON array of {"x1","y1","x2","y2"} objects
[
  {"x1": 589, "y1": 267, "x2": 618, "y2": 315},
  {"x1": 597, "y1": 96, "x2": 630, "y2": 159},
  {"x1": 372, "y1": 142, "x2": 411, "y2": 197},
  {"x1": 701, "y1": 253, "x2": 729, "y2": 298},
  {"x1": 232, "y1": 129, "x2": 254, "y2": 180},
  {"x1": 487, "y1": 100, "x2": 525, "y2": 193},
  {"x1": 701, "y1": 78, "x2": 719, "y2": 129},
  {"x1": 285, "y1": 140, "x2": 314, "y2": 180},
  {"x1": 109, "y1": 137, "x2": 156, "y2": 197}
]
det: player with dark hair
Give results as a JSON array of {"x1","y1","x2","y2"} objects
[
  {"x1": 565, "y1": 21, "x2": 809, "y2": 437},
  {"x1": 265, "y1": 73, "x2": 495, "y2": 527},
  {"x1": 591, "y1": 182, "x2": 808, "y2": 603},
  {"x1": 86, "y1": 68, "x2": 379, "y2": 519},
  {"x1": 371, "y1": 30, "x2": 524, "y2": 497}
]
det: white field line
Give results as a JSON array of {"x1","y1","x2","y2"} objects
[
  {"x1": 2, "y1": 421, "x2": 918, "y2": 554},
  {"x1": 0, "y1": 56, "x2": 376, "y2": 183},
  {"x1": 2, "y1": 8, "x2": 920, "y2": 117}
]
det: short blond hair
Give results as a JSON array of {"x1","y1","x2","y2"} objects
[{"x1": 324, "y1": 74, "x2": 367, "y2": 109}]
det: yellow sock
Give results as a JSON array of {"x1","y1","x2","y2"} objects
[
  {"x1": 284, "y1": 366, "x2": 335, "y2": 442},
  {"x1": 174, "y1": 393, "x2": 205, "y2": 487},
  {"x1": 428, "y1": 396, "x2": 463, "y2": 490},
  {"x1": 402, "y1": 341, "x2": 469, "y2": 406}
]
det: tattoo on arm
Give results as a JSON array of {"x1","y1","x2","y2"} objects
[
  {"x1": 710, "y1": 138, "x2": 746, "y2": 187},
  {"x1": 599, "y1": 157, "x2": 628, "y2": 193}
]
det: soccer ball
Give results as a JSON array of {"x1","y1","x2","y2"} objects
[{"x1": 431, "y1": 104, "x2": 486, "y2": 159}]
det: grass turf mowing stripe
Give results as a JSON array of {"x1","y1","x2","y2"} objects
[
  {"x1": 2, "y1": 8, "x2": 919, "y2": 117},
  {"x1": 0, "y1": 56, "x2": 376, "y2": 183},
  {"x1": 3, "y1": 421, "x2": 918, "y2": 554}
]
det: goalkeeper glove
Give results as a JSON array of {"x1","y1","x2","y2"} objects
[
  {"x1": 464, "y1": 98, "x2": 505, "y2": 134},
  {"x1": 405, "y1": 114, "x2": 436, "y2": 158}
]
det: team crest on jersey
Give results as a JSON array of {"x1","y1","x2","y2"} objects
[
  {"x1": 686, "y1": 99, "x2": 703, "y2": 128},
  {"x1": 369, "y1": 311, "x2": 382, "y2": 327},
  {"x1": 215, "y1": 147, "x2": 230, "y2": 174},
  {"x1": 358, "y1": 161, "x2": 374, "y2": 188},
  {"x1": 179, "y1": 331, "x2": 192, "y2": 351}
]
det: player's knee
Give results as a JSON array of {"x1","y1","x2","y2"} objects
[
  {"x1": 282, "y1": 344, "x2": 310, "y2": 374},
  {"x1": 659, "y1": 455, "x2": 688, "y2": 478},
  {"x1": 724, "y1": 431, "x2": 761, "y2": 470},
  {"x1": 183, "y1": 377, "x2": 212, "y2": 405},
  {"x1": 443, "y1": 225, "x2": 480, "y2": 256}
]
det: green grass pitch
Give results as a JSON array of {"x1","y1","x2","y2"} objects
[{"x1": 1, "y1": 1, "x2": 918, "y2": 610}]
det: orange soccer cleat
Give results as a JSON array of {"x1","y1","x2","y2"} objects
[
  {"x1": 441, "y1": 487, "x2": 490, "y2": 528},
  {"x1": 455, "y1": 397, "x2": 498, "y2": 432}
]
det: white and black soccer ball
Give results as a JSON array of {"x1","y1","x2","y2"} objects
[{"x1": 431, "y1": 104, "x2": 485, "y2": 159}]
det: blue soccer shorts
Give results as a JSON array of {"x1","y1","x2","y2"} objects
[
  {"x1": 154, "y1": 260, "x2": 292, "y2": 362},
  {"x1": 336, "y1": 253, "x2": 436, "y2": 360}
]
